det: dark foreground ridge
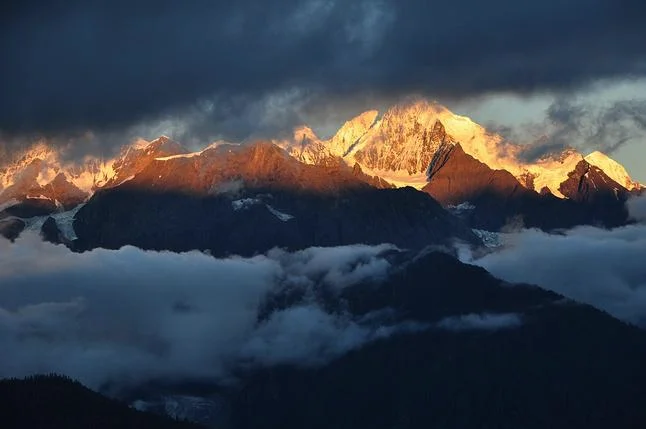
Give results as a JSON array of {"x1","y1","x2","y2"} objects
[{"x1": 0, "y1": 375, "x2": 200, "y2": 429}]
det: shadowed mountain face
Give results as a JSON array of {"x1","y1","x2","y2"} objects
[
  {"x1": 73, "y1": 143, "x2": 478, "y2": 255},
  {"x1": 559, "y1": 159, "x2": 629, "y2": 203},
  {"x1": 423, "y1": 144, "x2": 629, "y2": 230}
]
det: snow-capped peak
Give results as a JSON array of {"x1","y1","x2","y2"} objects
[{"x1": 584, "y1": 151, "x2": 641, "y2": 190}]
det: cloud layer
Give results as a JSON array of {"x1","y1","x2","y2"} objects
[
  {"x1": 0, "y1": 235, "x2": 408, "y2": 392},
  {"x1": 2, "y1": 0, "x2": 645, "y2": 143},
  {"x1": 463, "y1": 195, "x2": 646, "y2": 326}
]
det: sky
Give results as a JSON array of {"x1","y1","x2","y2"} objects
[{"x1": 1, "y1": 0, "x2": 645, "y2": 180}]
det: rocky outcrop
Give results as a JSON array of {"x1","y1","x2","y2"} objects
[
  {"x1": 0, "y1": 217, "x2": 25, "y2": 241},
  {"x1": 41, "y1": 216, "x2": 64, "y2": 245}
]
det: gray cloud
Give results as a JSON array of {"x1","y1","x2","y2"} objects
[
  {"x1": 2, "y1": 0, "x2": 645, "y2": 150},
  {"x1": 0, "y1": 234, "x2": 410, "y2": 392},
  {"x1": 511, "y1": 98, "x2": 646, "y2": 161},
  {"x1": 462, "y1": 200, "x2": 646, "y2": 326},
  {"x1": 239, "y1": 305, "x2": 427, "y2": 367}
]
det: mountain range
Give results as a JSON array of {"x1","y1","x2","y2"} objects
[{"x1": 0, "y1": 100, "x2": 642, "y2": 245}]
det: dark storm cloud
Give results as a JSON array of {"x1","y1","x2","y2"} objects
[
  {"x1": 511, "y1": 98, "x2": 646, "y2": 161},
  {"x1": 2, "y1": 0, "x2": 645, "y2": 143}
]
